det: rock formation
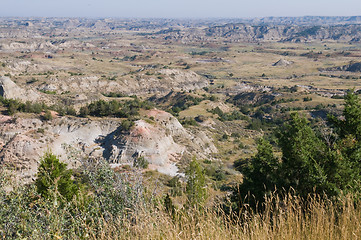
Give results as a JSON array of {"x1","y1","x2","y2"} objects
[
  {"x1": 0, "y1": 76, "x2": 39, "y2": 101},
  {"x1": 0, "y1": 110, "x2": 217, "y2": 182},
  {"x1": 321, "y1": 62, "x2": 361, "y2": 72},
  {"x1": 273, "y1": 59, "x2": 293, "y2": 67}
]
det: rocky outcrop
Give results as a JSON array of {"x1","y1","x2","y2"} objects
[
  {"x1": 6, "y1": 60, "x2": 54, "y2": 74},
  {"x1": 0, "y1": 41, "x2": 57, "y2": 52},
  {"x1": 157, "y1": 69, "x2": 207, "y2": 92},
  {"x1": 0, "y1": 110, "x2": 217, "y2": 181},
  {"x1": 229, "y1": 92, "x2": 276, "y2": 106},
  {"x1": 273, "y1": 59, "x2": 293, "y2": 67},
  {"x1": 3, "y1": 18, "x2": 361, "y2": 44},
  {"x1": 0, "y1": 76, "x2": 39, "y2": 101},
  {"x1": 321, "y1": 62, "x2": 361, "y2": 72},
  {"x1": 160, "y1": 23, "x2": 361, "y2": 43},
  {"x1": 237, "y1": 16, "x2": 361, "y2": 26},
  {"x1": 101, "y1": 119, "x2": 185, "y2": 176},
  {"x1": 98, "y1": 109, "x2": 216, "y2": 175}
]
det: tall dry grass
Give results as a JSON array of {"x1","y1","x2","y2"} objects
[
  {"x1": 1, "y1": 164, "x2": 361, "y2": 239},
  {"x1": 85, "y1": 194, "x2": 361, "y2": 240}
]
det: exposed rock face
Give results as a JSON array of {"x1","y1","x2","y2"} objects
[
  {"x1": 273, "y1": 59, "x2": 293, "y2": 66},
  {"x1": 0, "y1": 110, "x2": 217, "y2": 181},
  {"x1": 229, "y1": 92, "x2": 276, "y2": 106},
  {"x1": 161, "y1": 23, "x2": 361, "y2": 43},
  {"x1": 345, "y1": 62, "x2": 361, "y2": 72},
  {"x1": 157, "y1": 69, "x2": 207, "y2": 92},
  {"x1": 241, "y1": 16, "x2": 361, "y2": 26},
  {"x1": 0, "y1": 41, "x2": 56, "y2": 52},
  {"x1": 4, "y1": 60, "x2": 54, "y2": 74},
  {"x1": 0, "y1": 116, "x2": 45, "y2": 182},
  {"x1": 3, "y1": 18, "x2": 361, "y2": 45},
  {"x1": 321, "y1": 62, "x2": 361, "y2": 72},
  {"x1": 95, "y1": 109, "x2": 216, "y2": 176},
  {"x1": 103, "y1": 118, "x2": 185, "y2": 176},
  {"x1": 38, "y1": 83, "x2": 58, "y2": 92},
  {"x1": 3, "y1": 17, "x2": 361, "y2": 41},
  {"x1": 207, "y1": 101, "x2": 232, "y2": 113},
  {"x1": 0, "y1": 77, "x2": 39, "y2": 101}
]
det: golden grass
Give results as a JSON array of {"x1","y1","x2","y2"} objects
[{"x1": 84, "y1": 194, "x2": 361, "y2": 240}]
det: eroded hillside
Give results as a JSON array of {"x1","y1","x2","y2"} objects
[{"x1": 1, "y1": 17, "x2": 361, "y2": 188}]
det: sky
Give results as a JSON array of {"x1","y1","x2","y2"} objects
[{"x1": 1, "y1": 0, "x2": 361, "y2": 18}]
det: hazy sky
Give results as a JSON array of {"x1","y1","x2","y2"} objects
[{"x1": 1, "y1": 0, "x2": 361, "y2": 18}]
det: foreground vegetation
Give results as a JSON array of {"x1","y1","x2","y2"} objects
[
  {"x1": 4, "y1": 17, "x2": 361, "y2": 239},
  {"x1": 230, "y1": 90, "x2": 361, "y2": 212},
  {"x1": 1, "y1": 91, "x2": 361, "y2": 239},
  {"x1": 1, "y1": 162, "x2": 361, "y2": 239}
]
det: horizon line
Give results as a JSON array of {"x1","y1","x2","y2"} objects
[{"x1": 1, "y1": 15, "x2": 361, "y2": 20}]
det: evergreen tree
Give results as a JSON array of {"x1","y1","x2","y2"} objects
[
  {"x1": 230, "y1": 92, "x2": 361, "y2": 214},
  {"x1": 185, "y1": 159, "x2": 207, "y2": 208},
  {"x1": 232, "y1": 138, "x2": 279, "y2": 210},
  {"x1": 329, "y1": 91, "x2": 361, "y2": 193},
  {"x1": 35, "y1": 152, "x2": 78, "y2": 202},
  {"x1": 329, "y1": 90, "x2": 361, "y2": 140},
  {"x1": 164, "y1": 193, "x2": 176, "y2": 218},
  {"x1": 79, "y1": 106, "x2": 90, "y2": 117},
  {"x1": 278, "y1": 113, "x2": 331, "y2": 198}
]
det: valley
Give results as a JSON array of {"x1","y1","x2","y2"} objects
[{"x1": 1, "y1": 17, "x2": 361, "y2": 239}]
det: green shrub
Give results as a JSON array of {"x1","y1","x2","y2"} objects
[
  {"x1": 168, "y1": 176, "x2": 183, "y2": 196},
  {"x1": 247, "y1": 118, "x2": 263, "y2": 131},
  {"x1": 43, "y1": 110, "x2": 53, "y2": 121},
  {"x1": 35, "y1": 152, "x2": 78, "y2": 202},
  {"x1": 66, "y1": 106, "x2": 77, "y2": 116},
  {"x1": 121, "y1": 119, "x2": 134, "y2": 131},
  {"x1": 79, "y1": 99, "x2": 153, "y2": 118},
  {"x1": 181, "y1": 118, "x2": 198, "y2": 126},
  {"x1": 221, "y1": 134, "x2": 229, "y2": 140},
  {"x1": 79, "y1": 106, "x2": 90, "y2": 117},
  {"x1": 0, "y1": 98, "x2": 50, "y2": 116},
  {"x1": 37, "y1": 128, "x2": 45, "y2": 134},
  {"x1": 133, "y1": 156, "x2": 149, "y2": 169}
]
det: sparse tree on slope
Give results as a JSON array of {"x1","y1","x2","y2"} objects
[{"x1": 185, "y1": 159, "x2": 207, "y2": 208}]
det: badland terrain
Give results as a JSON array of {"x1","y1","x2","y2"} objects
[{"x1": 1, "y1": 16, "x2": 361, "y2": 196}]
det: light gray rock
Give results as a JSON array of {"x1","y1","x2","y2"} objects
[
  {"x1": 0, "y1": 110, "x2": 217, "y2": 182},
  {"x1": 273, "y1": 59, "x2": 293, "y2": 67},
  {"x1": 0, "y1": 76, "x2": 40, "y2": 101}
]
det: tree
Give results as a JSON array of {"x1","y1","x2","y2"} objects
[
  {"x1": 329, "y1": 90, "x2": 361, "y2": 140},
  {"x1": 164, "y1": 193, "x2": 176, "y2": 218},
  {"x1": 7, "y1": 99, "x2": 22, "y2": 115},
  {"x1": 230, "y1": 93, "x2": 361, "y2": 214},
  {"x1": 231, "y1": 138, "x2": 279, "y2": 211},
  {"x1": 328, "y1": 91, "x2": 361, "y2": 193},
  {"x1": 278, "y1": 113, "x2": 332, "y2": 198},
  {"x1": 232, "y1": 113, "x2": 336, "y2": 213},
  {"x1": 43, "y1": 110, "x2": 53, "y2": 121},
  {"x1": 185, "y1": 159, "x2": 207, "y2": 208},
  {"x1": 79, "y1": 106, "x2": 90, "y2": 117},
  {"x1": 35, "y1": 152, "x2": 78, "y2": 202},
  {"x1": 168, "y1": 176, "x2": 182, "y2": 196}
]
